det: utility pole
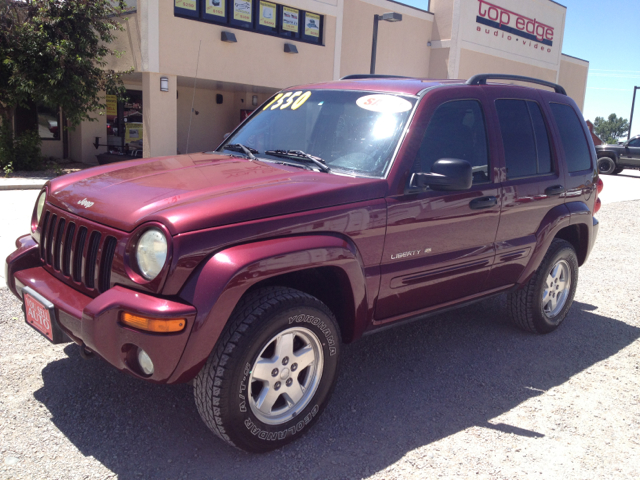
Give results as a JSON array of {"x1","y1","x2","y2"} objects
[{"x1": 629, "y1": 86, "x2": 639, "y2": 141}]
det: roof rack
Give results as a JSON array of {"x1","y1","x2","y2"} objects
[
  {"x1": 340, "y1": 74, "x2": 410, "y2": 80},
  {"x1": 466, "y1": 74, "x2": 567, "y2": 95}
]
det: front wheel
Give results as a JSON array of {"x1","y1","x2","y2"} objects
[
  {"x1": 597, "y1": 157, "x2": 616, "y2": 175},
  {"x1": 194, "y1": 286, "x2": 341, "y2": 452},
  {"x1": 507, "y1": 239, "x2": 579, "y2": 334}
]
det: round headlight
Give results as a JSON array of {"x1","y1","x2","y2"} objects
[
  {"x1": 35, "y1": 191, "x2": 46, "y2": 224},
  {"x1": 135, "y1": 229, "x2": 168, "y2": 280}
]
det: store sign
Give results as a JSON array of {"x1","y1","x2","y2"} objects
[
  {"x1": 305, "y1": 12, "x2": 320, "y2": 37},
  {"x1": 234, "y1": 0, "x2": 252, "y2": 22},
  {"x1": 106, "y1": 95, "x2": 117, "y2": 116},
  {"x1": 476, "y1": 0, "x2": 553, "y2": 47},
  {"x1": 259, "y1": 1, "x2": 276, "y2": 28},
  {"x1": 282, "y1": 6, "x2": 299, "y2": 32},
  {"x1": 206, "y1": 0, "x2": 225, "y2": 18},
  {"x1": 175, "y1": 0, "x2": 196, "y2": 11}
]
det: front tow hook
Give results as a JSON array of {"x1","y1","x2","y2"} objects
[{"x1": 78, "y1": 344, "x2": 95, "y2": 360}]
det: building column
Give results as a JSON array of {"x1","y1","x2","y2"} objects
[{"x1": 142, "y1": 72, "x2": 177, "y2": 158}]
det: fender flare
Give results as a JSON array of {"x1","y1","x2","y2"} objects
[
  {"x1": 168, "y1": 235, "x2": 368, "y2": 383},
  {"x1": 516, "y1": 202, "x2": 593, "y2": 285}
]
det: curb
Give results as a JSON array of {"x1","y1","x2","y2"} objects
[{"x1": 0, "y1": 183, "x2": 48, "y2": 191}]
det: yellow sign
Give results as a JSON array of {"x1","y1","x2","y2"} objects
[
  {"x1": 106, "y1": 95, "x2": 117, "y2": 116},
  {"x1": 282, "y1": 6, "x2": 299, "y2": 32},
  {"x1": 263, "y1": 91, "x2": 311, "y2": 111},
  {"x1": 125, "y1": 123, "x2": 143, "y2": 145},
  {"x1": 259, "y1": 1, "x2": 276, "y2": 28},
  {"x1": 175, "y1": 0, "x2": 197, "y2": 11},
  {"x1": 305, "y1": 13, "x2": 320, "y2": 37},
  {"x1": 206, "y1": 0, "x2": 225, "y2": 17},
  {"x1": 234, "y1": 0, "x2": 252, "y2": 22}
]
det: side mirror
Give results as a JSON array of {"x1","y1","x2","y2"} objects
[{"x1": 410, "y1": 158, "x2": 473, "y2": 191}]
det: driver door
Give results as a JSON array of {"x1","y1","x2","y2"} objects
[{"x1": 620, "y1": 137, "x2": 640, "y2": 167}]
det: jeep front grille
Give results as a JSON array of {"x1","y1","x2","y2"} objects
[{"x1": 39, "y1": 206, "x2": 123, "y2": 295}]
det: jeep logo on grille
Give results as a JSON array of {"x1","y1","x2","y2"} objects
[{"x1": 77, "y1": 198, "x2": 94, "y2": 209}]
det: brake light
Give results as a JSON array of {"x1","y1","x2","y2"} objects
[{"x1": 597, "y1": 177, "x2": 603, "y2": 194}]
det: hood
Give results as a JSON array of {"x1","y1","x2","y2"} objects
[{"x1": 47, "y1": 153, "x2": 387, "y2": 234}]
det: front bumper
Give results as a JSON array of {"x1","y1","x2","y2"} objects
[{"x1": 6, "y1": 235, "x2": 197, "y2": 383}]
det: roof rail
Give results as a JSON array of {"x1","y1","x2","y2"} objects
[
  {"x1": 466, "y1": 74, "x2": 567, "y2": 95},
  {"x1": 340, "y1": 74, "x2": 410, "y2": 80}
]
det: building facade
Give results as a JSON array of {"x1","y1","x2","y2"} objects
[{"x1": 43, "y1": 0, "x2": 589, "y2": 164}]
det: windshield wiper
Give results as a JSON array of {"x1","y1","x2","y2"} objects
[
  {"x1": 265, "y1": 150, "x2": 330, "y2": 173},
  {"x1": 223, "y1": 143, "x2": 258, "y2": 160}
]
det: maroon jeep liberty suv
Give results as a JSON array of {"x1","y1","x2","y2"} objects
[{"x1": 6, "y1": 74, "x2": 601, "y2": 452}]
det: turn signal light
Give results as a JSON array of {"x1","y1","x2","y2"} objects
[{"x1": 120, "y1": 312, "x2": 186, "y2": 333}]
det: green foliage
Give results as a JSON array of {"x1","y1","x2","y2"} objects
[
  {"x1": 0, "y1": 116, "x2": 43, "y2": 171},
  {"x1": 0, "y1": 0, "x2": 129, "y2": 127},
  {"x1": 593, "y1": 114, "x2": 630, "y2": 144}
]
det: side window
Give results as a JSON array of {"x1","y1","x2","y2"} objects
[
  {"x1": 628, "y1": 138, "x2": 640, "y2": 147},
  {"x1": 549, "y1": 103, "x2": 592, "y2": 172},
  {"x1": 413, "y1": 100, "x2": 490, "y2": 184},
  {"x1": 495, "y1": 99, "x2": 552, "y2": 179}
]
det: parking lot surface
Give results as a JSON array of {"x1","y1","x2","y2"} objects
[{"x1": 1, "y1": 176, "x2": 640, "y2": 479}]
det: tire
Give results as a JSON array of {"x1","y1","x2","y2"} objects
[
  {"x1": 597, "y1": 157, "x2": 616, "y2": 175},
  {"x1": 612, "y1": 167, "x2": 624, "y2": 175},
  {"x1": 194, "y1": 286, "x2": 341, "y2": 452},
  {"x1": 507, "y1": 239, "x2": 578, "y2": 334}
]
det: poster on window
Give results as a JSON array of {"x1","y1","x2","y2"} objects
[
  {"x1": 259, "y1": 1, "x2": 276, "y2": 27},
  {"x1": 106, "y1": 95, "x2": 117, "y2": 116},
  {"x1": 305, "y1": 12, "x2": 320, "y2": 37},
  {"x1": 282, "y1": 6, "x2": 299, "y2": 32},
  {"x1": 125, "y1": 123, "x2": 143, "y2": 148},
  {"x1": 234, "y1": 0, "x2": 252, "y2": 22},
  {"x1": 175, "y1": 0, "x2": 197, "y2": 11},
  {"x1": 206, "y1": 0, "x2": 225, "y2": 17}
]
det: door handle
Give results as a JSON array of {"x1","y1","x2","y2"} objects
[
  {"x1": 545, "y1": 185, "x2": 565, "y2": 196},
  {"x1": 469, "y1": 196, "x2": 497, "y2": 209}
]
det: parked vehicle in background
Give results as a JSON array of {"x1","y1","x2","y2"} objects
[
  {"x1": 6, "y1": 74, "x2": 601, "y2": 453},
  {"x1": 596, "y1": 135, "x2": 640, "y2": 175}
]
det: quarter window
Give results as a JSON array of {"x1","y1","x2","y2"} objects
[
  {"x1": 549, "y1": 103, "x2": 592, "y2": 172},
  {"x1": 413, "y1": 100, "x2": 490, "y2": 184},
  {"x1": 496, "y1": 100, "x2": 552, "y2": 179}
]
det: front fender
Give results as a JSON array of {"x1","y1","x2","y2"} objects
[{"x1": 169, "y1": 235, "x2": 368, "y2": 383}]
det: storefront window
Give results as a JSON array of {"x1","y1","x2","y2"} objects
[{"x1": 106, "y1": 90, "x2": 143, "y2": 155}]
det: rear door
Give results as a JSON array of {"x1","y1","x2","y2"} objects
[
  {"x1": 483, "y1": 88, "x2": 566, "y2": 288},
  {"x1": 375, "y1": 88, "x2": 501, "y2": 322}
]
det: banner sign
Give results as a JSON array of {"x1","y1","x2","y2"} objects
[
  {"x1": 206, "y1": 0, "x2": 225, "y2": 18},
  {"x1": 234, "y1": 0, "x2": 252, "y2": 22},
  {"x1": 259, "y1": 1, "x2": 276, "y2": 27},
  {"x1": 305, "y1": 12, "x2": 320, "y2": 37},
  {"x1": 282, "y1": 6, "x2": 299, "y2": 32}
]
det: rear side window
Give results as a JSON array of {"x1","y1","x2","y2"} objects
[
  {"x1": 413, "y1": 100, "x2": 490, "y2": 184},
  {"x1": 549, "y1": 103, "x2": 592, "y2": 172},
  {"x1": 496, "y1": 100, "x2": 552, "y2": 179}
]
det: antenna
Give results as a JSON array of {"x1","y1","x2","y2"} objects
[{"x1": 186, "y1": 40, "x2": 202, "y2": 154}]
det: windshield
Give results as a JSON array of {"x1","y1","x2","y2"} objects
[{"x1": 219, "y1": 89, "x2": 417, "y2": 177}]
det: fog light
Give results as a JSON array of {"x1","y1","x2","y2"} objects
[{"x1": 137, "y1": 348, "x2": 154, "y2": 376}]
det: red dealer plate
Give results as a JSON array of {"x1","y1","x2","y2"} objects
[{"x1": 24, "y1": 292, "x2": 54, "y2": 341}]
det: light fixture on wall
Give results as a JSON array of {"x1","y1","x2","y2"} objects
[
  {"x1": 160, "y1": 76, "x2": 169, "y2": 92},
  {"x1": 252, "y1": 95, "x2": 258, "y2": 106},
  {"x1": 221, "y1": 31, "x2": 237, "y2": 43},
  {"x1": 284, "y1": 43, "x2": 298, "y2": 54}
]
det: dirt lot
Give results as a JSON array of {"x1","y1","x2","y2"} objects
[{"x1": 1, "y1": 200, "x2": 639, "y2": 480}]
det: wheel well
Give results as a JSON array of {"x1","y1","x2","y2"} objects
[
  {"x1": 245, "y1": 267, "x2": 357, "y2": 343},
  {"x1": 554, "y1": 224, "x2": 588, "y2": 266}
]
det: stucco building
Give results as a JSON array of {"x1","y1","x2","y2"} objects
[{"x1": 40, "y1": 0, "x2": 589, "y2": 164}]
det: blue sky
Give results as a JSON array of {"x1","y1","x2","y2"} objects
[{"x1": 398, "y1": 0, "x2": 640, "y2": 137}]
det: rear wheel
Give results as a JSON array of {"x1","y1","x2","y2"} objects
[
  {"x1": 597, "y1": 157, "x2": 616, "y2": 175},
  {"x1": 194, "y1": 286, "x2": 341, "y2": 452},
  {"x1": 507, "y1": 239, "x2": 578, "y2": 334}
]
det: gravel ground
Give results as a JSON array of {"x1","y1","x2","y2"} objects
[{"x1": 1, "y1": 200, "x2": 639, "y2": 480}]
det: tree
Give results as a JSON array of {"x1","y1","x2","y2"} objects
[
  {"x1": 593, "y1": 114, "x2": 630, "y2": 144},
  {"x1": 0, "y1": 0, "x2": 130, "y2": 169}
]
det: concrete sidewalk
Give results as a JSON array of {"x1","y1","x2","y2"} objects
[{"x1": 0, "y1": 176, "x2": 53, "y2": 190}]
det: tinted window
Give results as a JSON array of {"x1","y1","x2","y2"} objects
[
  {"x1": 628, "y1": 138, "x2": 640, "y2": 147},
  {"x1": 413, "y1": 100, "x2": 490, "y2": 184},
  {"x1": 549, "y1": 103, "x2": 592, "y2": 172},
  {"x1": 496, "y1": 100, "x2": 552, "y2": 178}
]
